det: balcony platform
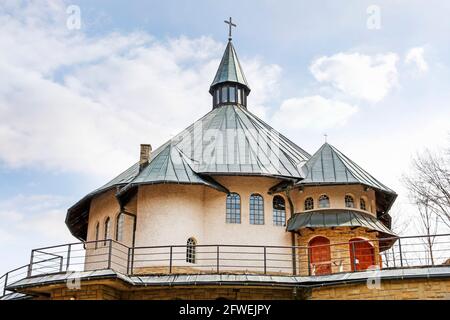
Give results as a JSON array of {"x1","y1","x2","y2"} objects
[{"x1": 6, "y1": 265, "x2": 450, "y2": 295}]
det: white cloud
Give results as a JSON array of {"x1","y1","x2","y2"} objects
[
  {"x1": 405, "y1": 47, "x2": 429, "y2": 73},
  {"x1": 310, "y1": 52, "x2": 399, "y2": 102},
  {"x1": 271, "y1": 95, "x2": 358, "y2": 130},
  {"x1": 0, "y1": 194, "x2": 73, "y2": 241},
  {"x1": 0, "y1": 1, "x2": 280, "y2": 179}
]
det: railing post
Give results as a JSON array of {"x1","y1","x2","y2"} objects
[
  {"x1": 107, "y1": 239, "x2": 112, "y2": 269},
  {"x1": 27, "y1": 250, "x2": 34, "y2": 277},
  {"x1": 398, "y1": 238, "x2": 403, "y2": 267},
  {"x1": 169, "y1": 246, "x2": 173, "y2": 274},
  {"x1": 351, "y1": 242, "x2": 357, "y2": 271},
  {"x1": 307, "y1": 246, "x2": 311, "y2": 276},
  {"x1": 292, "y1": 246, "x2": 297, "y2": 276},
  {"x1": 66, "y1": 244, "x2": 72, "y2": 272},
  {"x1": 127, "y1": 247, "x2": 131, "y2": 274},
  {"x1": 130, "y1": 247, "x2": 135, "y2": 275},
  {"x1": 59, "y1": 256, "x2": 63, "y2": 272},
  {"x1": 216, "y1": 246, "x2": 220, "y2": 274},
  {"x1": 392, "y1": 244, "x2": 396, "y2": 268},
  {"x1": 4, "y1": 272, "x2": 8, "y2": 296},
  {"x1": 263, "y1": 247, "x2": 267, "y2": 275}
]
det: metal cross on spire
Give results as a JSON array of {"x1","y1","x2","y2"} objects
[{"x1": 224, "y1": 17, "x2": 236, "y2": 41}]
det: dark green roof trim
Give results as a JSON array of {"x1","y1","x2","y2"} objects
[
  {"x1": 286, "y1": 209, "x2": 397, "y2": 249},
  {"x1": 286, "y1": 209, "x2": 395, "y2": 234}
]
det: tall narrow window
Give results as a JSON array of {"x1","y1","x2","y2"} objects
[
  {"x1": 95, "y1": 222, "x2": 99, "y2": 249},
  {"x1": 104, "y1": 217, "x2": 111, "y2": 246},
  {"x1": 186, "y1": 238, "x2": 196, "y2": 264},
  {"x1": 104, "y1": 217, "x2": 111, "y2": 239},
  {"x1": 226, "y1": 193, "x2": 241, "y2": 223},
  {"x1": 273, "y1": 195, "x2": 286, "y2": 226},
  {"x1": 221, "y1": 86, "x2": 228, "y2": 103},
  {"x1": 237, "y1": 88, "x2": 242, "y2": 104},
  {"x1": 304, "y1": 197, "x2": 314, "y2": 210},
  {"x1": 345, "y1": 195, "x2": 355, "y2": 208},
  {"x1": 250, "y1": 194, "x2": 264, "y2": 225},
  {"x1": 229, "y1": 86, "x2": 236, "y2": 103},
  {"x1": 215, "y1": 89, "x2": 220, "y2": 105},
  {"x1": 360, "y1": 198, "x2": 367, "y2": 210},
  {"x1": 318, "y1": 195, "x2": 330, "y2": 208},
  {"x1": 116, "y1": 213, "x2": 124, "y2": 242}
]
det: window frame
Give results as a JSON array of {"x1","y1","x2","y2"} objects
[
  {"x1": 304, "y1": 197, "x2": 314, "y2": 211},
  {"x1": 360, "y1": 198, "x2": 367, "y2": 211},
  {"x1": 318, "y1": 195, "x2": 330, "y2": 208},
  {"x1": 272, "y1": 195, "x2": 286, "y2": 226},
  {"x1": 249, "y1": 193, "x2": 264, "y2": 225},
  {"x1": 186, "y1": 237, "x2": 196, "y2": 264},
  {"x1": 226, "y1": 193, "x2": 241, "y2": 224},
  {"x1": 116, "y1": 213, "x2": 125, "y2": 242},
  {"x1": 345, "y1": 195, "x2": 355, "y2": 208}
]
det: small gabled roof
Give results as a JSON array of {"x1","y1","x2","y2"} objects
[
  {"x1": 210, "y1": 41, "x2": 250, "y2": 92},
  {"x1": 298, "y1": 143, "x2": 396, "y2": 195},
  {"x1": 117, "y1": 143, "x2": 228, "y2": 198}
]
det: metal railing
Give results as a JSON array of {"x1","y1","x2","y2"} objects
[{"x1": 1, "y1": 234, "x2": 450, "y2": 296}]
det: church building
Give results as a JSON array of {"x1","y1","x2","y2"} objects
[{"x1": 2, "y1": 20, "x2": 449, "y2": 300}]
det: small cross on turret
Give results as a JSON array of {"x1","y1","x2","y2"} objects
[{"x1": 224, "y1": 17, "x2": 236, "y2": 41}]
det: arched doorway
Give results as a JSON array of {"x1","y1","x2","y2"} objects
[
  {"x1": 308, "y1": 236, "x2": 331, "y2": 275},
  {"x1": 349, "y1": 238, "x2": 375, "y2": 271}
]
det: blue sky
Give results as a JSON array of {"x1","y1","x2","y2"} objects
[{"x1": 0, "y1": 0, "x2": 449, "y2": 275}]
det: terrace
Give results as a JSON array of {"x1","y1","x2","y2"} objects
[{"x1": 1, "y1": 233, "x2": 450, "y2": 299}]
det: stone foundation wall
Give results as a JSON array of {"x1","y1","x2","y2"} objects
[
  {"x1": 38, "y1": 276, "x2": 450, "y2": 300},
  {"x1": 310, "y1": 278, "x2": 450, "y2": 300}
]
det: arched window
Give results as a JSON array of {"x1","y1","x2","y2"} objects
[
  {"x1": 95, "y1": 222, "x2": 99, "y2": 249},
  {"x1": 360, "y1": 198, "x2": 367, "y2": 210},
  {"x1": 345, "y1": 195, "x2": 355, "y2": 208},
  {"x1": 304, "y1": 197, "x2": 314, "y2": 210},
  {"x1": 308, "y1": 236, "x2": 331, "y2": 275},
  {"x1": 250, "y1": 194, "x2": 264, "y2": 225},
  {"x1": 104, "y1": 217, "x2": 111, "y2": 239},
  {"x1": 186, "y1": 238, "x2": 196, "y2": 264},
  {"x1": 104, "y1": 217, "x2": 111, "y2": 246},
  {"x1": 272, "y1": 196, "x2": 286, "y2": 226},
  {"x1": 116, "y1": 213, "x2": 124, "y2": 242},
  {"x1": 318, "y1": 195, "x2": 330, "y2": 208},
  {"x1": 226, "y1": 193, "x2": 241, "y2": 223}
]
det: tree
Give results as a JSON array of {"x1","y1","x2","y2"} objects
[
  {"x1": 402, "y1": 146, "x2": 450, "y2": 229},
  {"x1": 415, "y1": 199, "x2": 439, "y2": 265}
]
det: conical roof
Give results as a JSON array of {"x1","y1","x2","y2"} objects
[
  {"x1": 299, "y1": 143, "x2": 395, "y2": 194},
  {"x1": 170, "y1": 105, "x2": 310, "y2": 177},
  {"x1": 210, "y1": 41, "x2": 249, "y2": 92}
]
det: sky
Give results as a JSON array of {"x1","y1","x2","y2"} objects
[{"x1": 0, "y1": 0, "x2": 449, "y2": 275}]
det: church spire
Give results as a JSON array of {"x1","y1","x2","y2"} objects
[{"x1": 210, "y1": 18, "x2": 250, "y2": 109}]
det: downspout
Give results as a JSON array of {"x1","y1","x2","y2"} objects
[{"x1": 284, "y1": 185, "x2": 297, "y2": 275}]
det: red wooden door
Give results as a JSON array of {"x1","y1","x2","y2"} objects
[
  {"x1": 349, "y1": 238, "x2": 375, "y2": 271},
  {"x1": 309, "y1": 237, "x2": 331, "y2": 275}
]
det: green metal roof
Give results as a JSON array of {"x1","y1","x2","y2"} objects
[
  {"x1": 298, "y1": 143, "x2": 396, "y2": 195},
  {"x1": 172, "y1": 104, "x2": 310, "y2": 177},
  {"x1": 210, "y1": 41, "x2": 249, "y2": 92}
]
